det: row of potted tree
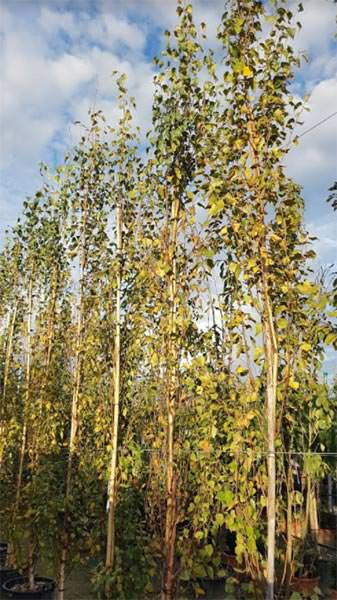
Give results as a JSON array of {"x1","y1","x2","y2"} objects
[{"x1": 0, "y1": 1, "x2": 336, "y2": 598}]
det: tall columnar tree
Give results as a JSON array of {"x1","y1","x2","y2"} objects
[
  {"x1": 104, "y1": 74, "x2": 142, "y2": 595},
  {"x1": 57, "y1": 116, "x2": 114, "y2": 600},
  {"x1": 144, "y1": 2, "x2": 209, "y2": 597},
  {"x1": 0, "y1": 239, "x2": 22, "y2": 472},
  {"x1": 203, "y1": 0, "x2": 314, "y2": 596}
]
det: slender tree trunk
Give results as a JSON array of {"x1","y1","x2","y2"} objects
[
  {"x1": 58, "y1": 208, "x2": 87, "y2": 600},
  {"x1": 15, "y1": 279, "x2": 33, "y2": 514},
  {"x1": 162, "y1": 196, "x2": 180, "y2": 600},
  {"x1": 105, "y1": 200, "x2": 122, "y2": 597},
  {"x1": 40, "y1": 269, "x2": 58, "y2": 417},
  {"x1": 0, "y1": 302, "x2": 18, "y2": 467},
  {"x1": 262, "y1": 283, "x2": 278, "y2": 600},
  {"x1": 28, "y1": 538, "x2": 35, "y2": 591},
  {"x1": 308, "y1": 480, "x2": 319, "y2": 531},
  {"x1": 281, "y1": 458, "x2": 293, "y2": 590},
  {"x1": 328, "y1": 475, "x2": 333, "y2": 512},
  {"x1": 11, "y1": 280, "x2": 32, "y2": 573},
  {"x1": 58, "y1": 297, "x2": 83, "y2": 600},
  {"x1": 246, "y1": 106, "x2": 278, "y2": 600}
]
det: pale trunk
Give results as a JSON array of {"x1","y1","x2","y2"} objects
[
  {"x1": 15, "y1": 279, "x2": 33, "y2": 514},
  {"x1": 40, "y1": 270, "x2": 58, "y2": 416},
  {"x1": 58, "y1": 299, "x2": 83, "y2": 600},
  {"x1": 246, "y1": 108, "x2": 278, "y2": 600},
  {"x1": 58, "y1": 208, "x2": 87, "y2": 600},
  {"x1": 308, "y1": 478, "x2": 319, "y2": 531},
  {"x1": 105, "y1": 200, "x2": 122, "y2": 597},
  {"x1": 28, "y1": 539, "x2": 35, "y2": 591},
  {"x1": 263, "y1": 288, "x2": 278, "y2": 600},
  {"x1": 281, "y1": 459, "x2": 293, "y2": 589},
  {"x1": 162, "y1": 196, "x2": 179, "y2": 600},
  {"x1": 0, "y1": 303, "x2": 18, "y2": 467}
]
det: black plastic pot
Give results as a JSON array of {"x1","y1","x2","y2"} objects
[
  {"x1": 320, "y1": 512, "x2": 337, "y2": 530},
  {"x1": 0, "y1": 567, "x2": 20, "y2": 585},
  {"x1": 2, "y1": 576, "x2": 56, "y2": 599},
  {"x1": 0, "y1": 542, "x2": 8, "y2": 566}
]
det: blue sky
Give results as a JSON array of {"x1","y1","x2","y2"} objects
[
  {"x1": 1, "y1": 0, "x2": 336, "y2": 239},
  {"x1": 1, "y1": 0, "x2": 336, "y2": 232},
  {"x1": 0, "y1": 1, "x2": 336, "y2": 362}
]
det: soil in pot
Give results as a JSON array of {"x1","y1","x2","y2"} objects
[{"x1": 2, "y1": 576, "x2": 55, "y2": 599}]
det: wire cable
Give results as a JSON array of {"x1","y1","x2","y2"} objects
[{"x1": 298, "y1": 110, "x2": 337, "y2": 138}]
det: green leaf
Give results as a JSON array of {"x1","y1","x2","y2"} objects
[
  {"x1": 209, "y1": 195, "x2": 225, "y2": 216},
  {"x1": 233, "y1": 17, "x2": 244, "y2": 34},
  {"x1": 204, "y1": 544, "x2": 214, "y2": 557},
  {"x1": 274, "y1": 108, "x2": 284, "y2": 123},
  {"x1": 217, "y1": 490, "x2": 234, "y2": 505},
  {"x1": 193, "y1": 564, "x2": 207, "y2": 578},
  {"x1": 215, "y1": 513, "x2": 225, "y2": 526}
]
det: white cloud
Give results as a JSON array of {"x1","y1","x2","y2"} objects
[
  {"x1": 291, "y1": 0, "x2": 337, "y2": 78},
  {"x1": 39, "y1": 6, "x2": 77, "y2": 37},
  {"x1": 50, "y1": 54, "x2": 94, "y2": 94},
  {"x1": 90, "y1": 13, "x2": 146, "y2": 52},
  {"x1": 287, "y1": 75, "x2": 337, "y2": 212},
  {"x1": 0, "y1": 2, "x2": 154, "y2": 182},
  {"x1": 308, "y1": 221, "x2": 337, "y2": 270}
]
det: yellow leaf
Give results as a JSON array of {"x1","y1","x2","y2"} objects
[
  {"x1": 300, "y1": 342, "x2": 311, "y2": 352},
  {"x1": 242, "y1": 65, "x2": 253, "y2": 77},
  {"x1": 198, "y1": 440, "x2": 211, "y2": 453},
  {"x1": 150, "y1": 352, "x2": 159, "y2": 366},
  {"x1": 174, "y1": 166, "x2": 181, "y2": 180},
  {"x1": 195, "y1": 586, "x2": 205, "y2": 596},
  {"x1": 289, "y1": 379, "x2": 299, "y2": 390},
  {"x1": 297, "y1": 281, "x2": 317, "y2": 295},
  {"x1": 254, "y1": 346, "x2": 263, "y2": 361},
  {"x1": 277, "y1": 318, "x2": 288, "y2": 330}
]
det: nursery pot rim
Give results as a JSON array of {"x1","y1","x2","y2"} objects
[
  {"x1": 0, "y1": 567, "x2": 20, "y2": 585},
  {"x1": 290, "y1": 574, "x2": 320, "y2": 593},
  {"x1": 311, "y1": 527, "x2": 336, "y2": 545},
  {"x1": 2, "y1": 576, "x2": 56, "y2": 598}
]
